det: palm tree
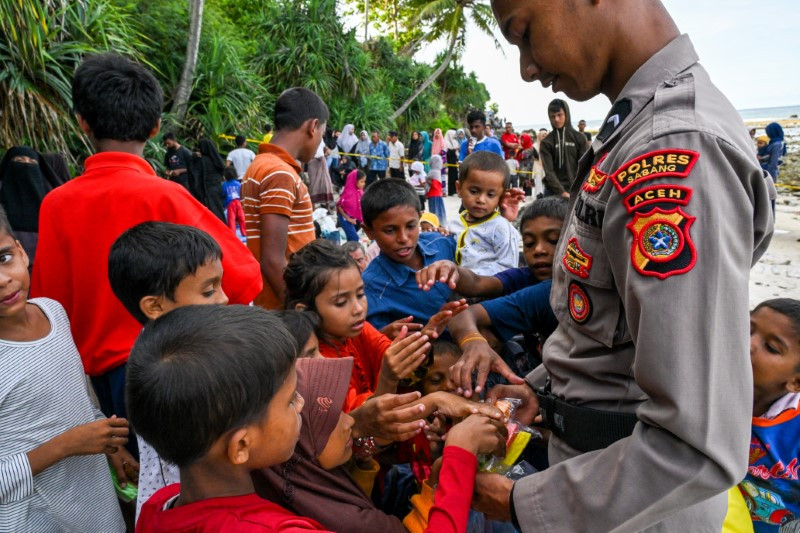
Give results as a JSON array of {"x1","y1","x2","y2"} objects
[
  {"x1": 0, "y1": 0, "x2": 143, "y2": 157},
  {"x1": 388, "y1": 0, "x2": 499, "y2": 121},
  {"x1": 171, "y1": 0, "x2": 204, "y2": 126}
]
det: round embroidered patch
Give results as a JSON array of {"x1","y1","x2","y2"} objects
[
  {"x1": 639, "y1": 220, "x2": 682, "y2": 262},
  {"x1": 568, "y1": 282, "x2": 591, "y2": 324}
]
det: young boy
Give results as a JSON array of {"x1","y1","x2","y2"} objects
[
  {"x1": 448, "y1": 151, "x2": 521, "y2": 276},
  {"x1": 128, "y1": 305, "x2": 320, "y2": 531},
  {"x1": 222, "y1": 166, "x2": 246, "y2": 238},
  {"x1": 361, "y1": 178, "x2": 456, "y2": 331},
  {"x1": 31, "y1": 53, "x2": 262, "y2": 442},
  {"x1": 107, "y1": 221, "x2": 229, "y2": 520},
  {"x1": 0, "y1": 208, "x2": 128, "y2": 532},
  {"x1": 739, "y1": 299, "x2": 800, "y2": 531},
  {"x1": 458, "y1": 110, "x2": 504, "y2": 161},
  {"x1": 241, "y1": 87, "x2": 327, "y2": 310}
]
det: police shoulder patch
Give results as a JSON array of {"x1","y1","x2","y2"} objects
[
  {"x1": 562, "y1": 237, "x2": 593, "y2": 278},
  {"x1": 611, "y1": 149, "x2": 699, "y2": 194},
  {"x1": 626, "y1": 207, "x2": 697, "y2": 279},
  {"x1": 581, "y1": 154, "x2": 609, "y2": 193},
  {"x1": 568, "y1": 282, "x2": 592, "y2": 324},
  {"x1": 623, "y1": 184, "x2": 693, "y2": 213}
]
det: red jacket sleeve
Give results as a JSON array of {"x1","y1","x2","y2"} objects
[
  {"x1": 359, "y1": 322, "x2": 393, "y2": 390},
  {"x1": 425, "y1": 446, "x2": 477, "y2": 533},
  {"x1": 189, "y1": 205, "x2": 262, "y2": 305}
]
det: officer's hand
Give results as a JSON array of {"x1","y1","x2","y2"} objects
[
  {"x1": 449, "y1": 340, "x2": 524, "y2": 398},
  {"x1": 472, "y1": 473, "x2": 514, "y2": 522},
  {"x1": 487, "y1": 383, "x2": 539, "y2": 426}
]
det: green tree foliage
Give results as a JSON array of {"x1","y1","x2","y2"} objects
[
  {"x1": 1, "y1": 0, "x2": 492, "y2": 161},
  {"x1": 0, "y1": 0, "x2": 143, "y2": 155}
]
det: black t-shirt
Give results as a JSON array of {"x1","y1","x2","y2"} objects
[{"x1": 164, "y1": 146, "x2": 192, "y2": 171}]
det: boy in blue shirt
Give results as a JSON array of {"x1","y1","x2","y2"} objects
[
  {"x1": 222, "y1": 166, "x2": 246, "y2": 238},
  {"x1": 459, "y1": 110, "x2": 504, "y2": 161},
  {"x1": 361, "y1": 178, "x2": 456, "y2": 333},
  {"x1": 739, "y1": 298, "x2": 800, "y2": 532}
]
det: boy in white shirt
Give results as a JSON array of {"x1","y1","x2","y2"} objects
[{"x1": 448, "y1": 152, "x2": 520, "y2": 276}]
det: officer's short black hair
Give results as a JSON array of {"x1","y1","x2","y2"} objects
[
  {"x1": 274, "y1": 88, "x2": 329, "y2": 132},
  {"x1": 108, "y1": 222, "x2": 222, "y2": 325},
  {"x1": 163, "y1": 132, "x2": 176, "y2": 142},
  {"x1": 458, "y1": 151, "x2": 510, "y2": 189},
  {"x1": 519, "y1": 197, "x2": 568, "y2": 229},
  {"x1": 126, "y1": 305, "x2": 297, "y2": 468},
  {"x1": 235, "y1": 135, "x2": 246, "y2": 147},
  {"x1": 0, "y1": 205, "x2": 15, "y2": 239},
  {"x1": 466, "y1": 109, "x2": 486, "y2": 126},
  {"x1": 72, "y1": 53, "x2": 163, "y2": 142},
  {"x1": 361, "y1": 178, "x2": 421, "y2": 228},
  {"x1": 548, "y1": 99, "x2": 567, "y2": 115}
]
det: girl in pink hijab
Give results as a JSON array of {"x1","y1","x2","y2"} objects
[
  {"x1": 431, "y1": 128, "x2": 446, "y2": 160},
  {"x1": 337, "y1": 169, "x2": 366, "y2": 242}
]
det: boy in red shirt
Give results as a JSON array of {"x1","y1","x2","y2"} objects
[
  {"x1": 129, "y1": 305, "x2": 325, "y2": 532},
  {"x1": 31, "y1": 54, "x2": 262, "y2": 454}
]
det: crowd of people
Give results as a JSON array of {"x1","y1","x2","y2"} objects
[{"x1": 0, "y1": 1, "x2": 797, "y2": 533}]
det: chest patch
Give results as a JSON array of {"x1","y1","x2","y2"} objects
[
  {"x1": 562, "y1": 237, "x2": 593, "y2": 279},
  {"x1": 611, "y1": 149, "x2": 699, "y2": 193},
  {"x1": 568, "y1": 282, "x2": 592, "y2": 324},
  {"x1": 626, "y1": 207, "x2": 697, "y2": 279}
]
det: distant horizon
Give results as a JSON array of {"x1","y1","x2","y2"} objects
[{"x1": 511, "y1": 103, "x2": 800, "y2": 132}]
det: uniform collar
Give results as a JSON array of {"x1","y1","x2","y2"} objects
[
  {"x1": 374, "y1": 233, "x2": 442, "y2": 286},
  {"x1": 83, "y1": 151, "x2": 157, "y2": 175},
  {"x1": 594, "y1": 34, "x2": 699, "y2": 147},
  {"x1": 257, "y1": 143, "x2": 303, "y2": 173}
]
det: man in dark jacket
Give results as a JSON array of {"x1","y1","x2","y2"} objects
[{"x1": 539, "y1": 99, "x2": 589, "y2": 198}]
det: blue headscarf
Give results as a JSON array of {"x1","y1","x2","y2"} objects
[
  {"x1": 420, "y1": 131, "x2": 432, "y2": 171},
  {"x1": 765, "y1": 122, "x2": 787, "y2": 156}
]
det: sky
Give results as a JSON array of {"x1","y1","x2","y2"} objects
[{"x1": 402, "y1": 0, "x2": 800, "y2": 129}]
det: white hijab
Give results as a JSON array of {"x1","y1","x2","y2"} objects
[
  {"x1": 444, "y1": 129, "x2": 459, "y2": 151},
  {"x1": 338, "y1": 124, "x2": 358, "y2": 152}
]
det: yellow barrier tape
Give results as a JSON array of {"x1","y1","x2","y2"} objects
[{"x1": 218, "y1": 133, "x2": 546, "y2": 174}]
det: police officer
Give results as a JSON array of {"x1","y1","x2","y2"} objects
[{"x1": 466, "y1": 1, "x2": 775, "y2": 531}]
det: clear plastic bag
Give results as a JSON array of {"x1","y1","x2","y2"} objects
[{"x1": 479, "y1": 398, "x2": 542, "y2": 475}]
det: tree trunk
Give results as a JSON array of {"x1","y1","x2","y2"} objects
[
  {"x1": 389, "y1": 28, "x2": 458, "y2": 121},
  {"x1": 171, "y1": 0, "x2": 204, "y2": 125}
]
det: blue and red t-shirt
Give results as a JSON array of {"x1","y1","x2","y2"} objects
[{"x1": 739, "y1": 393, "x2": 800, "y2": 532}]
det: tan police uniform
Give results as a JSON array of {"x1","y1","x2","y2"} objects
[{"x1": 511, "y1": 34, "x2": 774, "y2": 532}]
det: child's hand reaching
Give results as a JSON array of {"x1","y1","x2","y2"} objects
[
  {"x1": 421, "y1": 390, "x2": 505, "y2": 421},
  {"x1": 416, "y1": 260, "x2": 460, "y2": 291},
  {"x1": 381, "y1": 326, "x2": 431, "y2": 383},
  {"x1": 444, "y1": 414, "x2": 508, "y2": 456},
  {"x1": 420, "y1": 299, "x2": 468, "y2": 340},
  {"x1": 380, "y1": 316, "x2": 423, "y2": 340}
]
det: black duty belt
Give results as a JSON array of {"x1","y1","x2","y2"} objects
[{"x1": 536, "y1": 379, "x2": 639, "y2": 453}]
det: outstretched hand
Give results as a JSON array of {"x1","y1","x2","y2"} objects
[
  {"x1": 416, "y1": 260, "x2": 460, "y2": 292},
  {"x1": 351, "y1": 391, "x2": 427, "y2": 442},
  {"x1": 448, "y1": 340, "x2": 524, "y2": 397},
  {"x1": 380, "y1": 316, "x2": 423, "y2": 340},
  {"x1": 420, "y1": 299, "x2": 468, "y2": 340},
  {"x1": 500, "y1": 188, "x2": 525, "y2": 222}
]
